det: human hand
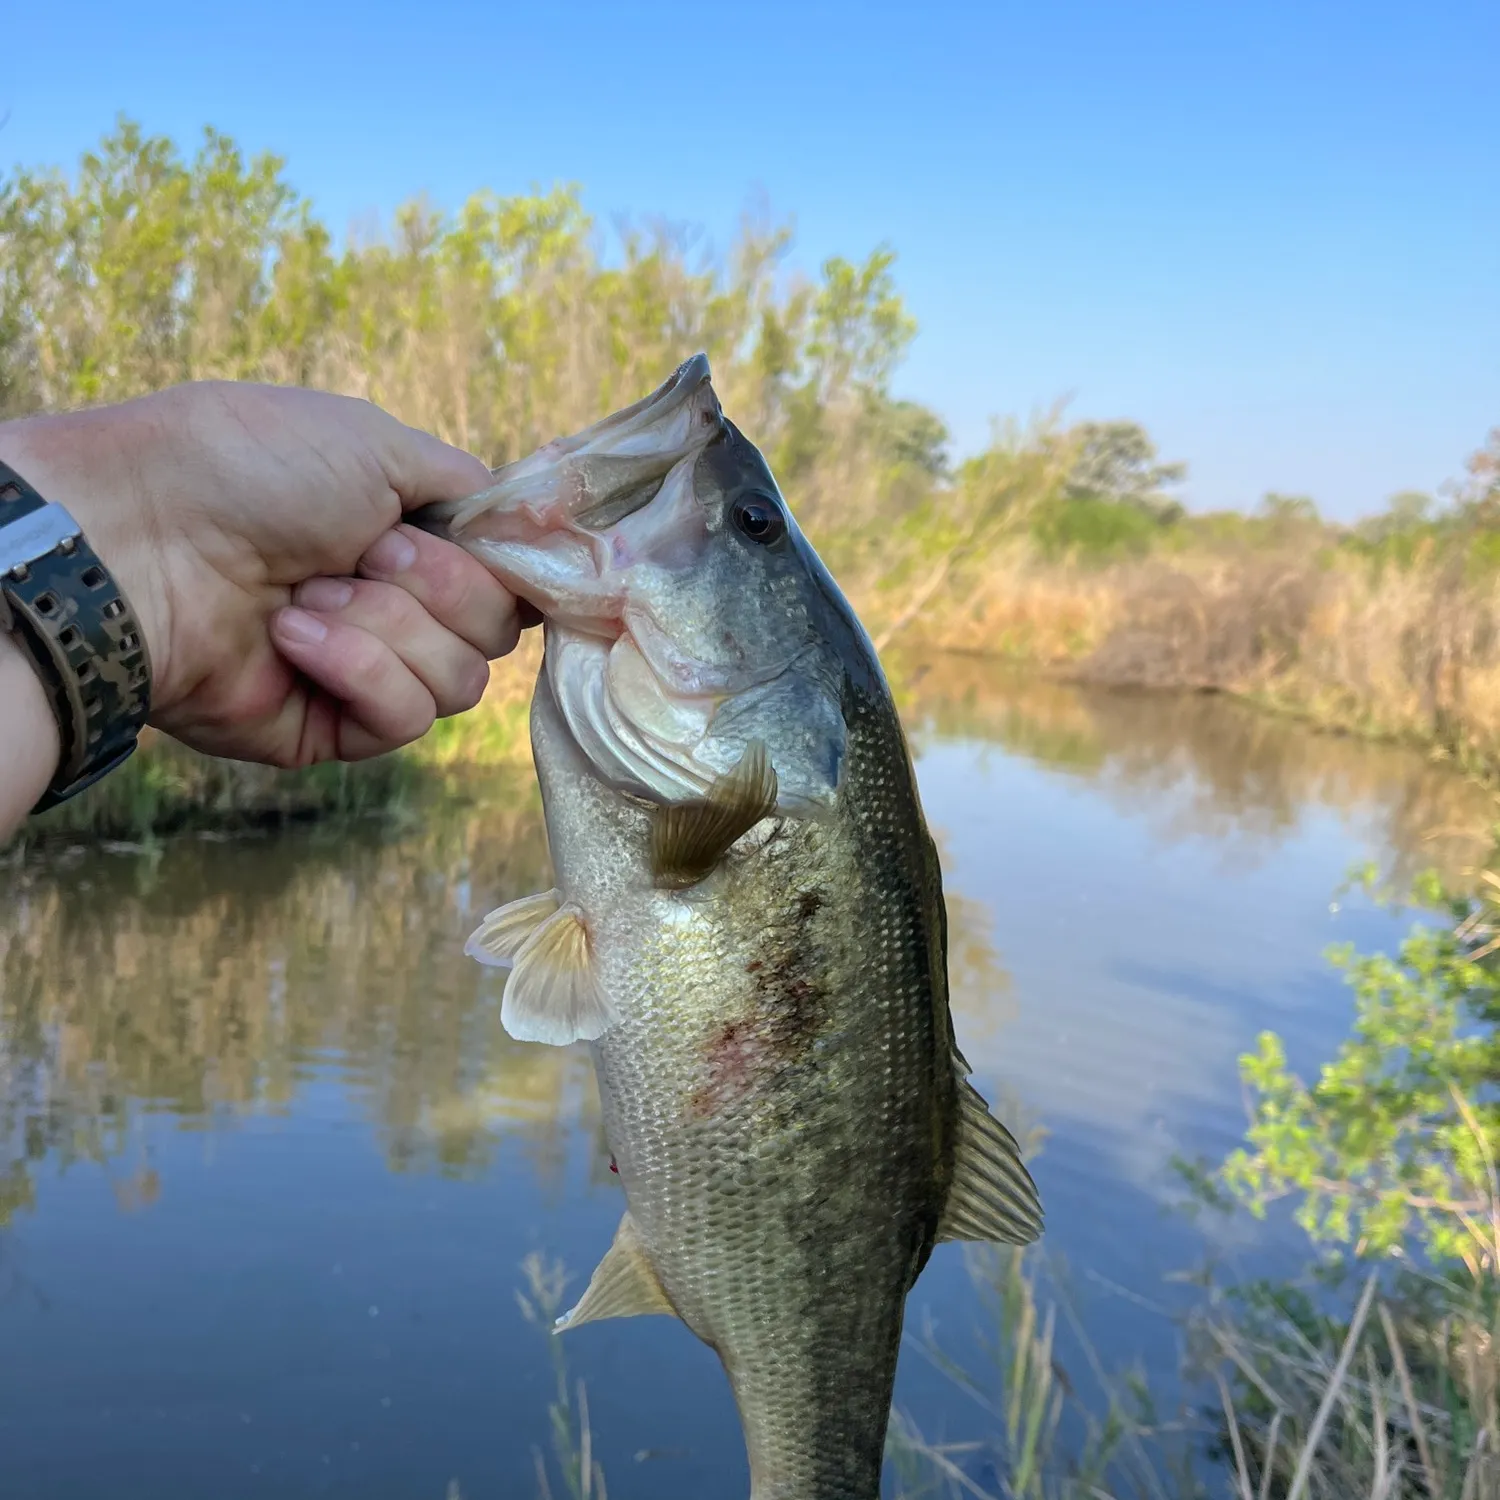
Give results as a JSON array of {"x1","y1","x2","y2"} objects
[{"x1": 0, "y1": 383, "x2": 522, "y2": 766}]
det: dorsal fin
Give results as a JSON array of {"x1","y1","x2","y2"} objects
[
  {"x1": 652, "y1": 740, "x2": 778, "y2": 888},
  {"x1": 938, "y1": 1058, "x2": 1044, "y2": 1246}
]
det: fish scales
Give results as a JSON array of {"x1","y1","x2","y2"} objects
[
  {"x1": 412, "y1": 354, "x2": 1042, "y2": 1500},
  {"x1": 537, "y1": 667, "x2": 953, "y2": 1497}
]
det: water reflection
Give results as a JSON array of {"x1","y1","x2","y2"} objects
[
  {"x1": 0, "y1": 772, "x2": 569, "y2": 1223},
  {"x1": 0, "y1": 659, "x2": 1490, "y2": 1498},
  {"x1": 893, "y1": 652, "x2": 1496, "y2": 889}
]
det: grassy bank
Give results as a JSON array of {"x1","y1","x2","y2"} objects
[
  {"x1": 836, "y1": 434, "x2": 1500, "y2": 780},
  {"x1": 24, "y1": 552, "x2": 1500, "y2": 853},
  {"x1": 864, "y1": 526, "x2": 1500, "y2": 778},
  {"x1": 10, "y1": 636, "x2": 541, "y2": 850}
]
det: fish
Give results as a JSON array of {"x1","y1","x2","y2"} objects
[{"x1": 410, "y1": 354, "x2": 1042, "y2": 1500}]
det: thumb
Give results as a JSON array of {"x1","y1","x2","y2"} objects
[{"x1": 360, "y1": 403, "x2": 493, "y2": 508}]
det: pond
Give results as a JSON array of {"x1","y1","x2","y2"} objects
[{"x1": 0, "y1": 660, "x2": 1489, "y2": 1499}]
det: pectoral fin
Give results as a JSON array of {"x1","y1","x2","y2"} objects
[
  {"x1": 464, "y1": 888, "x2": 561, "y2": 967},
  {"x1": 938, "y1": 1059, "x2": 1044, "y2": 1246},
  {"x1": 554, "y1": 1211, "x2": 678, "y2": 1332},
  {"x1": 500, "y1": 905, "x2": 618, "y2": 1046},
  {"x1": 652, "y1": 740, "x2": 778, "y2": 888}
]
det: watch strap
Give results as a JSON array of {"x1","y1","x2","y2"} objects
[{"x1": 0, "y1": 459, "x2": 152, "y2": 813}]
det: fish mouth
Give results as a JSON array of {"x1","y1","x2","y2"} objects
[
  {"x1": 409, "y1": 353, "x2": 722, "y2": 543},
  {"x1": 405, "y1": 352, "x2": 730, "y2": 661}
]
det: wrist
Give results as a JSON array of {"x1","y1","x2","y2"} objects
[
  {"x1": 0, "y1": 411, "x2": 160, "y2": 814},
  {"x1": 0, "y1": 406, "x2": 170, "y2": 705},
  {"x1": 0, "y1": 628, "x2": 62, "y2": 830}
]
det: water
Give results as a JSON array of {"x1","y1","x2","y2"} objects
[{"x1": 0, "y1": 661, "x2": 1490, "y2": 1498}]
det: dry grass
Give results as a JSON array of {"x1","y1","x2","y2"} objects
[
  {"x1": 518, "y1": 1252, "x2": 609, "y2": 1500},
  {"x1": 892, "y1": 1250, "x2": 1500, "y2": 1500},
  {"x1": 873, "y1": 541, "x2": 1500, "y2": 778},
  {"x1": 1189, "y1": 1271, "x2": 1499, "y2": 1500}
]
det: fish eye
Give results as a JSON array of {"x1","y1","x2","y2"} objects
[{"x1": 731, "y1": 494, "x2": 786, "y2": 545}]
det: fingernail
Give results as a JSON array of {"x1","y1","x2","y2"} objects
[
  {"x1": 362, "y1": 528, "x2": 418, "y2": 574},
  {"x1": 296, "y1": 577, "x2": 354, "y2": 611},
  {"x1": 276, "y1": 607, "x2": 328, "y2": 644}
]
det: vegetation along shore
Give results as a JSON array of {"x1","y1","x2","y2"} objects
[{"x1": 4, "y1": 118, "x2": 1499, "y2": 842}]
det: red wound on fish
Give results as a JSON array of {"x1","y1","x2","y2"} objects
[{"x1": 609, "y1": 1155, "x2": 618, "y2": 1173}]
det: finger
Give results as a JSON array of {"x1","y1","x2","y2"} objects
[
  {"x1": 291, "y1": 575, "x2": 490, "y2": 719},
  {"x1": 356, "y1": 523, "x2": 522, "y2": 660},
  {"x1": 270, "y1": 606, "x2": 438, "y2": 758},
  {"x1": 353, "y1": 401, "x2": 493, "y2": 507}
]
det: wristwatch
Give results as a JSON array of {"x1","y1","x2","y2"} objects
[{"x1": 0, "y1": 458, "x2": 152, "y2": 813}]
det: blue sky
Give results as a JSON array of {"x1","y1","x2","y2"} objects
[{"x1": 3, "y1": 0, "x2": 1495, "y2": 518}]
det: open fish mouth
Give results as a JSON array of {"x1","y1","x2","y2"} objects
[{"x1": 411, "y1": 353, "x2": 723, "y2": 544}]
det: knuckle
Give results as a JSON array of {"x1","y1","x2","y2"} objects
[
  {"x1": 354, "y1": 577, "x2": 426, "y2": 630},
  {"x1": 339, "y1": 622, "x2": 394, "y2": 679},
  {"x1": 361, "y1": 685, "x2": 432, "y2": 747}
]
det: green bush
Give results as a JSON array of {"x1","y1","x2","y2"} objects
[{"x1": 1030, "y1": 495, "x2": 1163, "y2": 563}]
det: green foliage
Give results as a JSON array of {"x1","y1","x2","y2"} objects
[
  {"x1": 7, "y1": 115, "x2": 1500, "y2": 842},
  {"x1": 807, "y1": 246, "x2": 915, "y2": 399},
  {"x1": 0, "y1": 116, "x2": 933, "y2": 506},
  {"x1": 1030, "y1": 494, "x2": 1163, "y2": 563},
  {"x1": 1258, "y1": 492, "x2": 1321, "y2": 527},
  {"x1": 1355, "y1": 490, "x2": 1434, "y2": 546},
  {"x1": 0, "y1": 119, "x2": 299, "y2": 405},
  {"x1": 1004, "y1": 418, "x2": 1189, "y2": 566},
  {"x1": 1221, "y1": 883, "x2": 1500, "y2": 1272},
  {"x1": 1063, "y1": 419, "x2": 1185, "y2": 521}
]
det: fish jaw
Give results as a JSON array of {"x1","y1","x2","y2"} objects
[{"x1": 421, "y1": 352, "x2": 723, "y2": 623}]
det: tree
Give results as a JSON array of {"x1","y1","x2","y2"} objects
[
  {"x1": 806, "y1": 246, "x2": 915, "y2": 404},
  {"x1": 1452, "y1": 428, "x2": 1500, "y2": 527},
  {"x1": 1063, "y1": 420, "x2": 1186, "y2": 521},
  {"x1": 1256, "y1": 492, "x2": 1323, "y2": 544},
  {"x1": 1353, "y1": 489, "x2": 1435, "y2": 547}
]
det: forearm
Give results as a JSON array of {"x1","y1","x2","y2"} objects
[{"x1": 0, "y1": 632, "x2": 61, "y2": 841}]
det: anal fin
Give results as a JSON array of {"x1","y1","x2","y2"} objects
[
  {"x1": 500, "y1": 904, "x2": 618, "y2": 1047},
  {"x1": 555, "y1": 1211, "x2": 678, "y2": 1332},
  {"x1": 938, "y1": 1057, "x2": 1044, "y2": 1246},
  {"x1": 652, "y1": 740, "x2": 778, "y2": 889}
]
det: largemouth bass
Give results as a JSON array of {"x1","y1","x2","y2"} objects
[{"x1": 412, "y1": 355, "x2": 1042, "y2": 1499}]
